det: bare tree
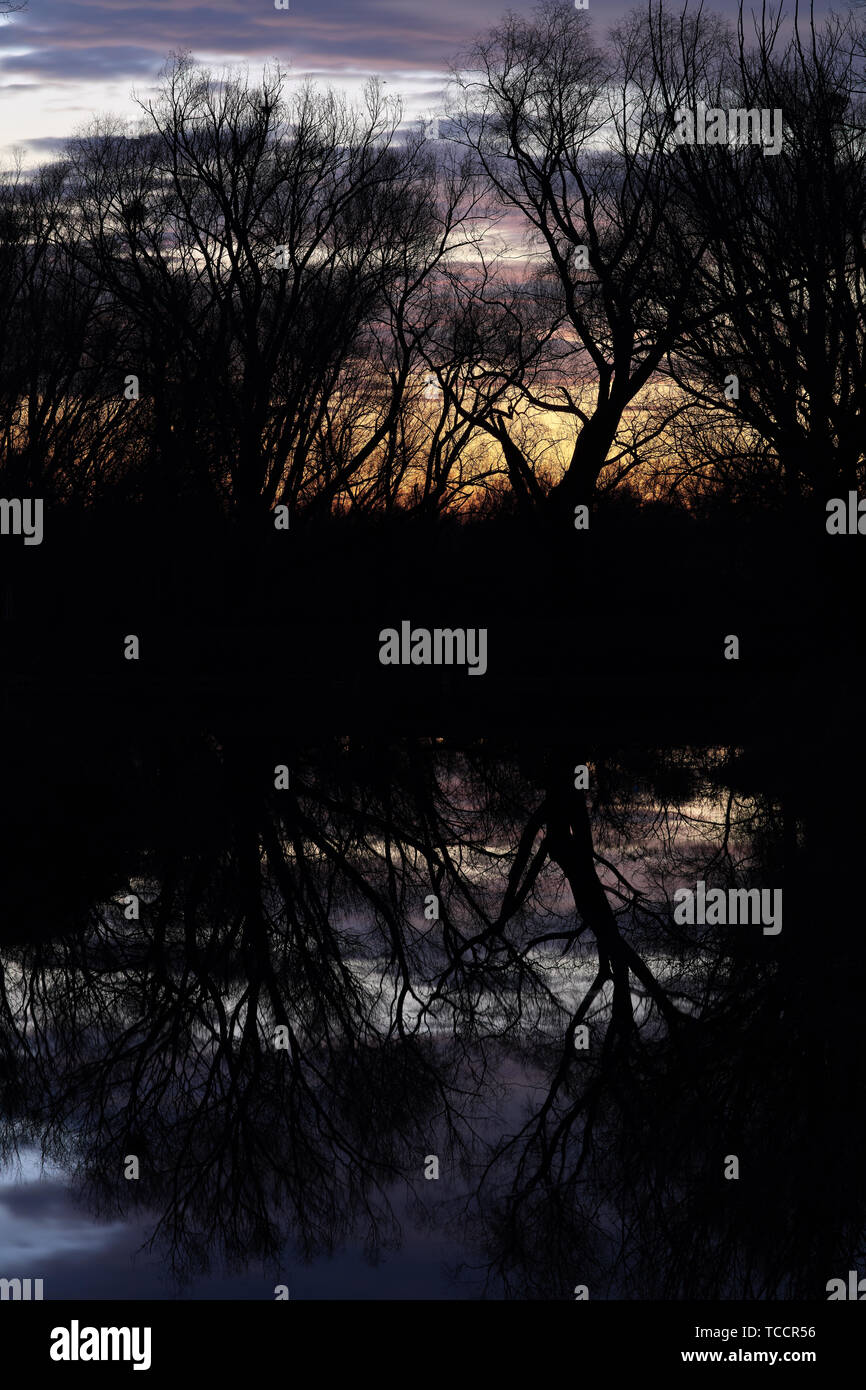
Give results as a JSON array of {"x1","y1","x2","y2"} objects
[
  {"x1": 0, "y1": 157, "x2": 135, "y2": 506},
  {"x1": 64, "y1": 57, "x2": 481, "y2": 521},
  {"x1": 647, "y1": 1, "x2": 866, "y2": 502},
  {"x1": 444, "y1": 0, "x2": 708, "y2": 519}
]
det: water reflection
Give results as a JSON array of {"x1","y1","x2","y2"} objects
[{"x1": 0, "y1": 735, "x2": 861, "y2": 1298}]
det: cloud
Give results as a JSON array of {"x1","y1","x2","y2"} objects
[
  {"x1": 1, "y1": 0, "x2": 792, "y2": 156},
  {"x1": 16, "y1": 133, "x2": 72, "y2": 151},
  {"x1": 0, "y1": 1168, "x2": 127, "y2": 1265},
  {"x1": 0, "y1": 0, "x2": 509, "y2": 88},
  {"x1": 0, "y1": 0, "x2": 837, "y2": 94},
  {"x1": 1, "y1": 44, "x2": 159, "y2": 82}
]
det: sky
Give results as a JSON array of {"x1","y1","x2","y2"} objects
[
  {"x1": 0, "y1": 0, "x2": 842, "y2": 164},
  {"x1": 0, "y1": 1146, "x2": 481, "y2": 1297},
  {"x1": 0, "y1": 0, "x2": 510, "y2": 162}
]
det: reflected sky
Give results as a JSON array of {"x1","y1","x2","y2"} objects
[
  {"x1": 2, "y1": 738, "x2": 852, "y2": 1300},
  {"x1": 0, "y1": 1146, "x2": 484, "y2": 1297}
]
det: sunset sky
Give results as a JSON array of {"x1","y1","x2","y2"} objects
[{"x1": 1, "y1": 0, "x2": 836, "y2": 166}]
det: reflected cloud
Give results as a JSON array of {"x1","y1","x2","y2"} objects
[{"x1": 1, "y1": 734, "x2": 855, "y2": 1298}]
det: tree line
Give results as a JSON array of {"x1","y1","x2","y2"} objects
[{"x1": 2, "y1": 0, "x2": 865, "y2": 523}]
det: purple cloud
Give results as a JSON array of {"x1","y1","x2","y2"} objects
[{"x1": 0, "y1": 0, "x2": 513, "y2": 88}]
